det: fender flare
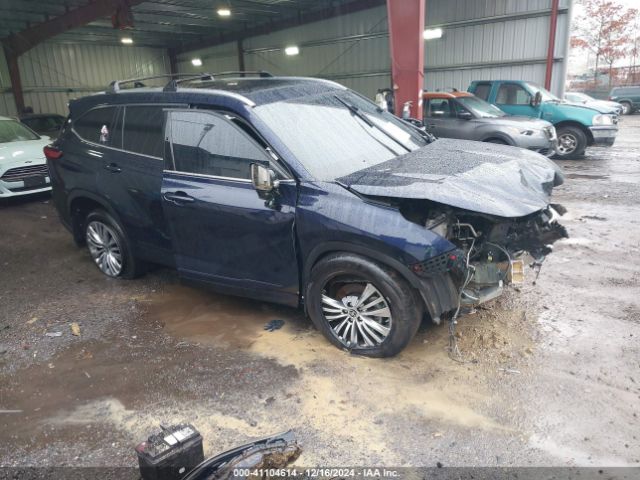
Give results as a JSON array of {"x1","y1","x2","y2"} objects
[
  {"x1": 302, "y1": 241, "x2": 423, "y2": 292},
  {"x1": 302, "y1": 242, "x2": 458, "y2": 322},
  {"x1": 67, "y1": 189, "x2": 126, "y2": 242}
]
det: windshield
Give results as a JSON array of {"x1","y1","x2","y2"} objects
[
  {"x1": 455, "y1": 96, "x2": 506, "y2": 118},
  {"x1": 254, "y1": 91, "x2": 428, "y2": 181},
  {"x1": 526, "y1": 82, "x2": 560, "y2": 102},
  {"x1": 0, "y1": 119, "x2": 40, "y2": 143}
]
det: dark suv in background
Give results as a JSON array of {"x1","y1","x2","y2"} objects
[
  {"x1": 46, "y1": 73, "x2": 567, "y2": 357},
  {"x1": 609, "y1": 85, "x2": 640, "y2": 115}
]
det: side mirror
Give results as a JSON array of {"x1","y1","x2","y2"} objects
[
  {"x1": 251, "y1": 163, "x2": 279, "y2": 192},
  {"x1": 531, "y1": 91, "x2": 542, "y2": 108},
  {"x1": 457, "y1": 111, "x2": 473, "y2": 120}
]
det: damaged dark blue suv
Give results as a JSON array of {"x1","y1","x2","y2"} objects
[{"x1": 47, "y1": 73, "x2": 567, "y2": 357}]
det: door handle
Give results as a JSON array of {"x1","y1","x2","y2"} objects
[
  {"x1": 104, "y1": 162, "x2": 122, "y2": 173},
  {"x1": 163, "y1": 191, "x2": 195, "y2": 205}
]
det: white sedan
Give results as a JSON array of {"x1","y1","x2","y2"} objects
[{"x1": 0, "y1": 116, "x2": 53, "y2": 198}]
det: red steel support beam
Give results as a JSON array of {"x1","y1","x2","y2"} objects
[
  {"x1": 4, "y1": 47, "x2": 25, "y2": 114},
  {"x1": 545, "y1": 0, "x2": 560, "y2": 90},
  {"x1": 2, "y1": 0, "x2": 146, "y2": 57},
  {"x1": 387, "y1": 0, "x2": 425, "y2": 119}
]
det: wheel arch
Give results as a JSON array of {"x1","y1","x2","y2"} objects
[
  {"x1": 555, "y1": 120, "x2": 593, "y2": 146},
  {"x1": 302, "y1": 242, "x2": 434, "y2": 318},
  {"x1": 480, "y1": 134, "x2": 513, "y2": 145},
  {"x1": 67, "y1": 191, "x2": 123, "y2": 245}
]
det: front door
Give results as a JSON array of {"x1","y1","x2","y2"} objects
[
  {"x1": 161, "y1": 109, "x2": 299, "y2": 306},
  {"x1": 424, "y1": 98, "x2": 468, "y2": 139},
  {"x1": 494, "y1": 82, "x2": 539, "y2": 117}
]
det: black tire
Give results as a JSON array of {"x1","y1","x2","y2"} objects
[
  {"x1": 620, "y1": 101, "x2": 632, "y2": 115},
  {"x1": 554, "y1": 125, "x2": 587, "y2": 159},
  {"x1": 485, "y1": 138, "x2": 508, "y2": 145},
  {"x1": 84, "y1": 209, "x2": 144, "y2": 279},
  {"x1": 306, "y1": 253, "x2": 423, "y2": 358}
]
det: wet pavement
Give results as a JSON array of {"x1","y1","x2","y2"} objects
[{"x1": 0, "y1": 116, "x2": 639, "y2": 468}]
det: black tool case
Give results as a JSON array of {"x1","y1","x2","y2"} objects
[{"x1": 136, "y1": 424, "x2": 205, "y2": 480}]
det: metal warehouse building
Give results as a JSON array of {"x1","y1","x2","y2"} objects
[{"x1": 0, "y1": 0, "x2": 572, "y2": 118}]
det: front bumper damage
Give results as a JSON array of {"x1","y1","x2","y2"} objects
[{"x1": 410, "y1": 204, "x2": 568, "y2": 322}]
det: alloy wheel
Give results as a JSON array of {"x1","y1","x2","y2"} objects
[
  {"x1": 557, "y1": 132, "x2": 578, "y2": 155},
  {"x1": 321, "y1": 281, "x2": 392, "y2": 348},
  {"x1": 86, "y1": 221, "x2": 123, "y2": 277},
  {"x1": 622, "y1": 103, "x2": 631, "y2": 115}
]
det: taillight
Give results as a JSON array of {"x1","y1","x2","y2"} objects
[{"x1": 44, "y1": 145, "x2": 63, "y2": 160}]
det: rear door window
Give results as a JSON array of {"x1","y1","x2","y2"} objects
[
  {"x1": 73, "y1": 107, "x2": 119, "y2": 145},
  {"x1": 167, "y1": 110, "x2": 271, "y2": 180},
  {"x1": 123, "y1": 106, "x2": 167, "y2": 158}
]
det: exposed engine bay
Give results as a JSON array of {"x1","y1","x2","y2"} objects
[{"x1": 401, "y1": 200, "x2": 569, "y2": 309}]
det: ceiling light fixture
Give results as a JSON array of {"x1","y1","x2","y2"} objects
[
  {"x1": 121, "y1": 37, "x2": 134, "y2": 44},
  {"x1": 217, "y1": 7, "x2": 231, "y2": 16},
  {"x1": 191, "y1": 58, "x2": 203, "y2": 67},
  {"x1": 423, "y1": 28, "x2": 443, "y2": 40},
  {"x1": 284, "y1": 46, "x2": 300, "y2": 56}
]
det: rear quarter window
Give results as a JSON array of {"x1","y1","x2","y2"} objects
[{"x1": 73, "y1": 107, "x2": 119, "y2": 145}]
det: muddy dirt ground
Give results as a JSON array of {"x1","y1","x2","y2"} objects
[{"x1": 1, "y1": 116, "x2": 639, "y2": 470}]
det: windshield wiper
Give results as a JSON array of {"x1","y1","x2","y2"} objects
[{"x1": 334, "y1": 95, "x2": 412, "y2": 153}]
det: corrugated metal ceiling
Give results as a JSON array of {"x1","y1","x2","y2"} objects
[{"x1": 0, "y1": 0, "x2": 358, "y2": 48}]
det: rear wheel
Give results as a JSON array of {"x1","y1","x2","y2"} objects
[
  {"x1": 306, "y1": 253, "x2": 422, "y2": 357},
  {"x1": 85, "y1": 210, "x2": 144, "y2": 279},
  {"x1": 621, "y1": 102, "x2": 632, "y2": 115},
  {"x1": 554, "y1": 125, "x2": 587, "y2": 159}
]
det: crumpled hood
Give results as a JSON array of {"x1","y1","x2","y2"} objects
[{"x1": 337, "y1": 138, "x2": 564, "y2": 218}]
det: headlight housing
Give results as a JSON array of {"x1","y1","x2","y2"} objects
[{"x1": 592, "y1": 114, "x2": 614, "y2": 125}]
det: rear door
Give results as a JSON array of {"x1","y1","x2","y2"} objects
[
  {"x1": 161, "y1": 109, "x2": 299, "y2": 306},
  {"x1": 97, "y1": 104, "x2": 176, "y2": 263}
]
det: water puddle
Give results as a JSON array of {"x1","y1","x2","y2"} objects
[
  {"x1": 142, "y1": 285, "x2": 305, "y2": 349},
  {"x1": 564, "y1": 173, "x2": 609, "y2": 180}
]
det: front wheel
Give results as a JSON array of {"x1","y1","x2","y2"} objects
[
  {"x1": 306, "y1": 253, "x2": 422, "y2": 357},
  {"x1": 621, "y1": 102, "x2": 632, "y2": 115},
  {"x1": 554, "y1": 126, "x2": 587, "y2": 159}
]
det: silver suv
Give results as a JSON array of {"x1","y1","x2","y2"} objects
[{"x1": 423, "y1": 92, "x2": 557, "y2": 156}]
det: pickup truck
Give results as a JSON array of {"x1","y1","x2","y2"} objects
[{"x1": 468, "y1": 80, "x2": 618, "y2": 159}]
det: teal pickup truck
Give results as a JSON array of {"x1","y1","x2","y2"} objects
[{"x1": 468, "y1": 80, "x2": 618, "y2": 158}]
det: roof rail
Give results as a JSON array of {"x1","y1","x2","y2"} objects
[
  {"x1": 108, "y1": 73, "x2": 216, "y2": 93},
  {"x1": 108, "y1": 70, "x2": 274, "y2": 94},
  {"x1": 163, "y1": 70, "x2": 273, "y2": 92}
]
